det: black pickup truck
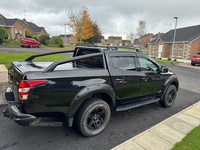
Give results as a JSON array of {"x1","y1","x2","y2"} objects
[{"x1": 3, "y1": 46, "x2": 179, "y2": 137}]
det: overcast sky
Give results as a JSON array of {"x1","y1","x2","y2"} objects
[{"x1": 1, "y1": 0, "x2": 200, "y2": 39}]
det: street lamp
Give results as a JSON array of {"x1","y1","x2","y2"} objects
[
  {"x1": 64, "y1": 23, "x2": 67, "y2": 48},
  {"x1": 171, "y1": 17, "x2": 178, "y2": 63}
]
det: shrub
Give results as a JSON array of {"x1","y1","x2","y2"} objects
[
  {"x1": 50, "y1": 37, "x2": 64, "y2": 47},
  {"x1": 38, "y1": 35, "x2": 50, "y2": 45},
  {"x1": 0, "y1": 27, "x2": 9, "y2": 44},
  {"x1": 32, "y1": 35, "x2": 38, "y2": 41},
  {"x1": 25, "y1": 30, "x2": 31, "y2": 38}
]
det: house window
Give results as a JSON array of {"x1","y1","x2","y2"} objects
[
  {"x1": 152, "y1": 45, "x2": 155, "y2": 53},
  {"x1": 20, "y1": 30, "x2": 22, "y2": 34},
  {"x1": 178, "y1": 44, "x2": 183, "y2": 57},
  {"x1": 15, "y1": 29, "x2": 18, "y2": 34}
]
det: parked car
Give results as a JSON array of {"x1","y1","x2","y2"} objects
[
  {"x1": 3, "y1": 46, "x2": 179, "y2": 137},
  {"x1": 191, "y1": 53, "x2": 200, "y2": 66},
  {"x1": 20, "y1": 38, "x2": 40, "y2": 48}
]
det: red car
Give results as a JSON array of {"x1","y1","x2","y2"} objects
[
  {"x1": 20, "y1": 38, "x2": 40, "y2": 48},
  {"x1": 191, "y1": 53, "x2": 200, "y2": 66}
]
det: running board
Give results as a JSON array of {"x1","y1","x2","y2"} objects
[{"x1": 116, "y1": 98, "x2": 160, "y2": 111}]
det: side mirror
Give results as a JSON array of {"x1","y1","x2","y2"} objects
[{"x1": 161, "y1": 66, "x2": 168, "y2": 73}]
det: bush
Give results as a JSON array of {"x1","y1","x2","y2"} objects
[
  {"x1": 50, "y1": 37, "x2": 64, "y2": 47},
  {"x1": 38, "y1": 35, "x2": 50, "y2": 45},
  {"x1": 32, "y1": 35, "x2": 38, "y2": 41},
  {"x1": 25, "y1": 30, "x2": 31, "y2": 38},
  {"x1": 0, "y1": 27, "x2": 8, "y2": 44}
]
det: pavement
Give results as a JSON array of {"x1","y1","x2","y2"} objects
[{"x1": 0, "y1": 63, "x2": 200, "y2": 150}]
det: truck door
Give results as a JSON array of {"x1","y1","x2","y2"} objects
[
  {"x1": 108, "y1": 53, "x2": 140, "y2": 100},
  {"x1": 137, "y1": 54, "x2": 165, "y2": 97}
]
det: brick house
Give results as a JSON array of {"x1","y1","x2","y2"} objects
[
  {"x1": 0, "y1": 14, "x2": 48, "y2": 40},
  {"x1": 134, "y1": 33, "x2": 154, "y2": 48},
  {"x1": 149, "y1": 25, "x2": 200, "y2": 61},
  {"x1": 0, "y1": 14, "x2": 25, "y2": 40},
  {"x1": 59, "y1": 34, "x2": 76, "y2": 45},
  {"x1": 122, "y1": 40, "x2": 132, "y2": 46},
  {"x1": 19, "y1": 19, "x2": 48, "y2": 37},
  {"x1": 107, "y1": 36, "x2": 122, "y2": 46}
]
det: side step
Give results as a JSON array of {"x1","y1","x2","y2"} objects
[{"x1": 116, "y1": 98, "x2": 160, "y2": 111}]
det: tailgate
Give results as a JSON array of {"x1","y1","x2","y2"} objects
[{"x1": 8, "y1": 61, "x2": 53, "y2": 102}]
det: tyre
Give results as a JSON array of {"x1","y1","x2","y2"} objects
[
  {"x1": 191, "y1": 63, "x2": 195, "y2": 66},
  {"x1": 159, "y1": 85, "x2": 177, "y2": 107},
  {"x1": 74, "y1": 98, "x2": 111, "y2": 137}
]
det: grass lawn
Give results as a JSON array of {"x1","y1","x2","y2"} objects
[
  {"x1": 3, "y1": 40, "x2": 21, "y2": 47},
  {"x1": 172, "y1": 125, "x2": 200, "y2": 150},
  {"x1": 0, "y1": 52, "x2": 68, "y2": 68},
  {"x1": 154, "y1": 58, "x2": 178, "y2": 65}
]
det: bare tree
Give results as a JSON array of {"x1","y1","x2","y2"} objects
[
  {"x1": 136, "y1": 20, "x2": 147, "y2": 47},
  {"x1": 136, "y1": 20, "x2": 147, "y2": 38},
  {"x1": 126, "y1": 32, "x2": 135, "y2": 44}
]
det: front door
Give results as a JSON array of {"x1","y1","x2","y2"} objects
[
  {"x1": 137, "y1": 54, "x2": 165, "y2": 97},
  {"x1": 158, "y1": 45, "x2": 163, "y2": 58}
]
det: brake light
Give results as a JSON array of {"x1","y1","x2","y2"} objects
[{"x1": 18, "y1": 80, "x2": 46, "y2": 101}]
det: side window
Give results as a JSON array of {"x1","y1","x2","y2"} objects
[
  {"x1": 138, "y1": 56, "x2": 159, "y2": 71},
  {"x1": 112, "y1": 56, "x2": 136, "y2": 71}
]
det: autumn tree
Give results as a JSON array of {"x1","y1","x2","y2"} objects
[
  {"x1": 86, "y1": 21, "x2": 103, "y2": 44},
  {"x1": 67, "y1": 6, "x2": 94, "y2": 43}
]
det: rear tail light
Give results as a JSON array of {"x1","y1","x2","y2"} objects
[{"x1": 18, "y1": 80, "x2": 46, "y2": 101}]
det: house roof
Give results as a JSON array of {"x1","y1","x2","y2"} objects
[
  {"x1": 19, "y1": 19, "x2": 46, "y2": 33},
  {"x1": 0, "y1": 15, "x2": 47, "y2": 34},
  {"x1": 59, "y1": 34, "x2": 73, "y2": 38},
  {"x1": 0, "y1": 18, "x2": 19, "y2": 27},
  {"x1": 149, "y1": 33, "x2": 164, "y2": 44},
  {"x1": 161, "y1": 25, "x2": 200, "y2": 43},
  {"x1": 108, "y1": 36, "x2": 122, "y2": 40}
]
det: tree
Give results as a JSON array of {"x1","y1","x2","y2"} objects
[
  {"x1": 80, "y1": 9, "x2": 94, "y2": 41},
  {"x1": 91, "y1": 22, "x2": 103, "y2": 43},
  {"x1": 0, "y1": 27, "x2": 8, "y2": 44},
  {"x1": 126, "y1": 32, "x2": 135, "y2": 44},
  {"x1": 136, "y1": 20, "x2": 147, "y2": 47},
  {"x1": 136, "y1": 20, "x2": 147, "y2": 38},
  {"x1": 38, "y1": 35, "x2": 50, "y2": 45},
  {"x1": 67, "y1": 6, "x2": 94, "y2": 43}
]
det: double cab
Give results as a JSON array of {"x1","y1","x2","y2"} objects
[{"x1": 3, "y1": 46, "x2": 179, "y2": 137}]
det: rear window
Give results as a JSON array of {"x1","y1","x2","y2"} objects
[
  {"x1": 21, "y1": 38, "x2": 27, "y2": 41},
  {"x1": 76, "y1": 55, "x2": 104, "y2": 69}
]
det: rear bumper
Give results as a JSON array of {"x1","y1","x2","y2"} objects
[
  {"x1": 191, "y1": 60, "x2": 200, "y2": 64},
  {"x1": 3, "y1": 87, "x2": 36, "y2": 126}
]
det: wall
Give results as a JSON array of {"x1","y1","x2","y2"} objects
[
  {"x1": 190, "y1": 38, "x2": 200, "y2": 59},
  {"x1": 12, "y1": 21, "x2": 25, "y2": 40}
]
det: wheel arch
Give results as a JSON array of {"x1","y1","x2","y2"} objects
[
  {"x1": 161, "y1": 75, "x2": 179, "y2": 100},
  {"x1": 65, "y1": 83, "x2": 115, "y2": 126}
]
